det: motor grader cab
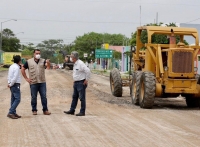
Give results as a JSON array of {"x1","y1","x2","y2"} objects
[{"x1": 110, "y1": 26, "x2": 200, "y2": 108}]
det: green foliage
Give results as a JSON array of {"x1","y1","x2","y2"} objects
[
  {"x1": 130, "y1": 32, "x2": 137, "y2": 46},
  {"x1": 35, "y1": 39, "x2": 67, "y2": 63},
  {"x1": 38, "y1": 49, "x2": 63, "y2": 64},
  {"x1": 2, "y1": 37, "x2": 20, "y2": 52},
  {"x1": 0, "y1": 67, "x2": 8, "y2": 71},
  {"x1": 40, "y1": 49, "x2": 54, "y2": 59},
  {"x1": 21, "y1": 49, "x2": 33, "y2": 55},
  {"x1": 1, "y1": 28, "x2": 21, "y2": 52},
  {"x1": 2, "y1": 28, "x2": 130, "y2": 63},
  {"x1": 165, "y1": 23, "x2": 177, "y2": 27},
  {"x1": 49, "y1": 54, "x2": 63, "y2": 64},
  {"x1": 113, "y1": 51, "x2": 121, "y2": 59},
  {"x1": 21, "y1": 44, "x2": 35, "y2": 51},
  {"x1": 3, "y1": 28, "x2": 15, "y2": 38},
  {"x1": 73, "y1": 32, "x2": 128, "y2": 61},
  {"x1": 36, "y1": 39, "x2": 64, "y2": 52}
]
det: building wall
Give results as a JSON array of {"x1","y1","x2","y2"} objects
[
  {"x1": 107, "y1": 46, "x2": 131, "y2": 72},
  {"x1": 121, "y1": 46, "x2": 130, "y2": 72}
]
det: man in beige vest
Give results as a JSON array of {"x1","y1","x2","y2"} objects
[{"x1": 21, "y1": 49, "x2": 51, "y2": 115}]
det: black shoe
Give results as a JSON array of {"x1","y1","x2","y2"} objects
[
  {"x1": 15, "y1": 114, "x2": 22, "y2": 118},
  {"x1": 7, "y1": 114, "x2": 18, "y2": 119},
  {"x1": 76, "y1": 113, "x2": 85, "y2": 116},
  {"x1": 64, "y1": 110, "x2": 74, "y2": 115}
]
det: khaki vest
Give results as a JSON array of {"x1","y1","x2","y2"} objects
[{"x1": 27, "y1": 58, "x2": 46, "y2": 84}]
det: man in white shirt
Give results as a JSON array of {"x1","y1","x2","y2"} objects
[
  {"x1": 7, "y1": 55, "x2": 22, "y2": 119},
  {"x1": 64, "y1": 51, "x2": 91, "y2": 116}
]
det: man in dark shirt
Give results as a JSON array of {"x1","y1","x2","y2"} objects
[
  {"x1": 23, "y1": 60, "x2": 46, "y2": 69},
  {"x1": 21, "y1": 49, "x2": 51, "y2": 115}
]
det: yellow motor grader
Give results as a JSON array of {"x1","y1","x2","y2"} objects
[{"x1": 110, "y1": 26, "x2": 200, "y2": 108}]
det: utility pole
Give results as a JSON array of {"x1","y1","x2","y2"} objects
[
  {"x1": 140, "y1": 5, "x2": 141, "y2": 26},
  {"x1": 156, "y1": 12, "x2": 158, "y2": 24}
]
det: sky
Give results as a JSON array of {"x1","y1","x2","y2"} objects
[{"x1": 1, "y1": 0, "x2": 200, "y2": 45}]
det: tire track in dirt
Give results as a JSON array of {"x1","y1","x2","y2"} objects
[{"x1": 1, "y1": 70, "x2": 200, "y2": 147}]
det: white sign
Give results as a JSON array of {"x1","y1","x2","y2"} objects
[{"x1": 84, "y1": 53, "x2": 88, "y2": 57}]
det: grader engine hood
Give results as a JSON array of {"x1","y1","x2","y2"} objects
[{"x1": 167, "y1": 48, "x2": 194, "y2": 78}]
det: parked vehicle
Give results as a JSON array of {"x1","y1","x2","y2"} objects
[{"x1": 63, "y1": 55, "x2": 74, "y2": 70}]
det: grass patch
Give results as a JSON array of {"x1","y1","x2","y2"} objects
[
  {"x1": 92, "y1": 69, "x2": 110, "y2": 76},
  {"x1": 0, "y1": 67, "x2": 8, "y2": 71}
]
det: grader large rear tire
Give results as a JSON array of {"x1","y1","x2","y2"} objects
[
  {"x1": 196, "y1": 74, "x2": 200, "y2": 84},
  {"x1": 131, "y1": 71, "x2": 142, "y2": 105},
  {"x1": 138, "y1": 71, "x2": 156, "y2": 109},
  {"x1": 110, "y1": 68, "x2": 122, "y2": 97},
  {"x1": 184, "y1": 74, "x2": 200, "y2": 108},
  {"x1": 185, "y1": 95, "x2": 200, "y2": 108}
]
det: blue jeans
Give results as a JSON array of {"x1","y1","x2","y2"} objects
[
  {"x1": 30, "y1": 83, "x2": 48, "y2": 112},
  {"x1": 70, "y1": 81, "x2": 87, "y2": 113},
  {"x1": 9, "y1": 83, "x2": 21, "y2": 114}
]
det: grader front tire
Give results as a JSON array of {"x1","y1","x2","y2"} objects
[
  {"x1": 196, "y1": 74, "x2": 200, "y2": 84},
  {"x1": 131, "y1": 71, "x2": 142, "y2": 105},
  {"x1": 139, "y1": 72, "x2": 156, "y2": 109},
  {"x1": 185, "y1": 95, "x2": 200, "y2": 108},
  {"x1": 110, "y1": 68, "x2": 122, "y2": 97}
]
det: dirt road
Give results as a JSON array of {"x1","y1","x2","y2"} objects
[{"x1": 0, "y1": 69, "x2": 200, "y2": 147}]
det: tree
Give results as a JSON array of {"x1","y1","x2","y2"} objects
[
  {"x1": 36, "y1": 33, "x2": 129, "y2": 63},
  {"x1": 37, "y1": 39, "x2": 64, "y2": 52},
  {"x1": 113, "y1": 51, "x2": 121, "y2": 60},
  {"x1": 36, "y1": 39, "x2": 68, "y2": 64},
  {"x1": 1, "y1": 28, "x2": 21, "y2": 52},
  {"x1": 21, "y1": 49, "x2": 33, "y2": 55},
  {"x1": 40, "y1": 50, "x2": 54, "y2": 60},
  {"x1": 3, "y1": 28, "x2": 15, "y2": 38},
  {"x1": 73, "y1": 32, "x2": 129, "y2": 61},
  {"x1": 165, "y1": 23, "x2": 177, "y2": 27},
  {"x1": 49, "y1": 54, "x2": 63, "y2": 64}
]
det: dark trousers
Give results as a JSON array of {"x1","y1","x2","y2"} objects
[
  {"x1": 30, "y1": 83, "x2": 48, "y2": 112},
  {"x1": 70, "y1": 81, "x2": 87, "y2": 113},
  {"x1": 9, "y1": 83, "x2": 21, "y2": 114}
]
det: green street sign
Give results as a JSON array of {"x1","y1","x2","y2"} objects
[
  {"x1": 95, "y1": 54, "x2": 113, "y2": 58},
  {"x1": 95, "y1": 49, "x2": 113, "y2": 58}
]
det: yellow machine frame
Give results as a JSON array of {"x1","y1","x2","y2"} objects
[{"x1": 133, "y1": 26, "x2": 200, "y2": 96}]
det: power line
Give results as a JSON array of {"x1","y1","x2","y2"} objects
[
  {"x1": 185, "y1": 18, "x2": 200, "y2": 23},
  {"x1": 41, "y1": 0, "x2": 200, "y2": 6},
  {"x1": 0, "y1": 17, "x2": 145, "y2": 24}
]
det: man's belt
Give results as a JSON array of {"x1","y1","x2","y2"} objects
[
  {"x1": 74, "y1": 79, "x2": 85, "y2": 83},
  {"x1": 14, "y1": 83, "x2": 20, "y2": 85}
]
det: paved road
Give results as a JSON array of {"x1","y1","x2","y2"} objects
[{"x1": 0, "y1": 69, "x2": 200, "y2": 147}]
